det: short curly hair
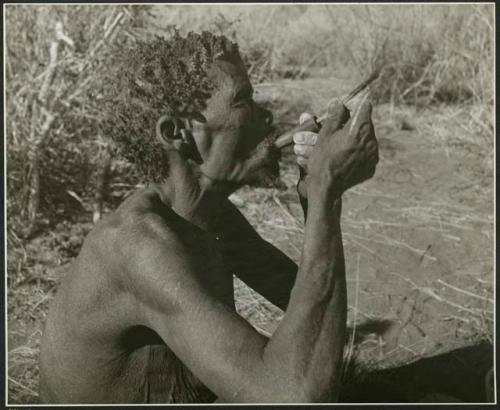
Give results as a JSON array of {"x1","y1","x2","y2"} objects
[{"x1": 97, "y1": 31, "x2": 240, "y2": 182}]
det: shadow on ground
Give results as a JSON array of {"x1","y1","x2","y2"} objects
[{"x1": 340, "y1": 342, "x2": 494, "y2": 403}]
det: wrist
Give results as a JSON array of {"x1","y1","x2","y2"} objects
[{"x1": 308, "y1": 170, "x2": 343, "y2": 206}]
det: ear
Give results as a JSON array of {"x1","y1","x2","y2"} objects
[
  {"x1": 156, "y1": 114, "x2": 184, "y2": 150},
  {"x1": 156, "y1": 114, "x2": 203, "y2": 164}
]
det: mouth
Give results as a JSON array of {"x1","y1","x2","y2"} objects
[
  {"x1": 241, "y1": 125, "x2": 277, "y2": 159},
  {"x1": 243, "y1": 128, "x2": 285, "y2": 189}
]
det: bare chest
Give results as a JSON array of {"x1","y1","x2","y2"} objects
[{"x1": 171, "y1": 217, "x2": 236, "y2": 306}]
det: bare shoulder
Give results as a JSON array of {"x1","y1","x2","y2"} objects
[{"x1": 89, "y1": 187, "x2": 186, "y2": 257}]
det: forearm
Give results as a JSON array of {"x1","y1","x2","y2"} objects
[
  {"x1": 263, "y1": 193, "x2": 347, "y2": 401},
  {"x1": 297, "y1": 167, "x2": 308, "y2": 220}
]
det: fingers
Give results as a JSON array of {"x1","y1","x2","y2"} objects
[
  {"x1": 293, "y1": 131, "x2": 317, "y2": 145},
  {"x1": 293, "y1": 130, "x2": 317, "y2": 168},
  {"x1": 297, "y1": 156, "x2": 308, "y2": 168},
  {"x1": 294, "y1": 143, "x2": 314, "y2": 157}
]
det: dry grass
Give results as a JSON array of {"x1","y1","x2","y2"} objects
[{"x1": 152, "y1": 4, "x2": 494, "y2": 106}]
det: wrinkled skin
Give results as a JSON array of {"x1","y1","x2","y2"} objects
[
  {"x1": 39, "y1": 51, "x2": 378, "y2": 404},
  {"x1": 191, "y1": 57, "x2": 279, "y2": 189}
]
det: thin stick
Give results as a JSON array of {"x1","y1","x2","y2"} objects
[
  {"x1": 437, "y1": 279, "x2": 494, "y2": 304},
  {"x1": 388, "y1": 271, "x2": 491, "y2": 318},
  {"x1": 419, "y1": 287, "x2": 488, "y2": 317},
  {"x1": 349, "y1": 254, "x2": 361, "y2": 350},
  {"x1": 343, "y1": 234, "x2": 378, "y2": 256},
  {"x1": 8, "y1": 377, "x2": 38, "y2": 397},
  {"x1": 340, "y1": 69, "x2": 380, "y2": 105},
  {"x1": 345, "y1": 231, "x2": 437, "y2": 261},
  {"x1": 273, "y1": 69, "x2": 380, "y2": 149},
  {"x1": 272, "y1": 194, "x2": 300, "y2": 228},
  {"x1": 348, "y1": 90, "x2": 371, "y2": 135}
]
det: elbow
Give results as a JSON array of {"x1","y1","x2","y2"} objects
[
  {"x1": 287, "y1": 382, "x2": 338, "y2": 403},
  {"x1": 261, "y1": 385, "x2": 336, "y2": 403},
  {"x1": 272, "y1": 367, "x2": 342, "y2": 403},
  {"x1": 233, "y1": 376, "x2": 337, "y2": 403}
]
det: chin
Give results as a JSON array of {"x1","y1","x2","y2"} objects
[
  {"x1": 246, "y1": 157, "x2": 285, "y2": 189},
  {"x1": 243, "y1": 135, "x2": 285, "y2": 189}
]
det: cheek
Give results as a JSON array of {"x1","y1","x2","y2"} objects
[{"x1": 192, "y1": 127, "x2": 212, "y2": 160}]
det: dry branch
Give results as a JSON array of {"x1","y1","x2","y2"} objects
[
  {"x1": 437, "y1": 279, "x2": 494, "y2": 304},
  {"x1": 8, "y1": 376, "x2": 39, "y2": 397},
  {"x1": 23, "y1": 28, "x2": 60, "y2": 235}
]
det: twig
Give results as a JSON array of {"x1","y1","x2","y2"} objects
[
  {"x1": 89, "y1": 11, "x2": 125, "y2": 58},
  {"x1": 272, "y1": 193, "x2": 300, "y2": 228},
  {"x1": 32, "y1": 289, "x2": 55, "y2": 311},
  {"x1": 348, "y1": 254, "x2": 361, "y2": 354},
  {"x1": 343, "y1": 234, "x2": 378, "y2": 256},
  {"x1": 345, "y1": 231, "x2": 437, "y2": 261},
  {"x1": 349, "y1": 90, "x2": 371, "y2": 135},
  {"x1": 55, "y1": 21, "x2": 75, "y2": 48},
  {"x1": 437, "y1": 279, "x2": 494, "y2": 304},
  {"x1": 347, "y1": 305, "x2": 375, "y2": 320},
  {"x1": 420, "y1": 287, "x2": 489, "y2": 317},
  {"x1": 387, "y1": 271, "x2": 485, "y2": 316},
  {"x1": 8, "y1": 377, "x2": 38, "y2": 397},
  {"x1": 398, "y1": 342, "x2": 420, "y2": 357},
  {"x1": 38, "y1": 39, "x2": 59, "y2": 104},
  {"x1": 440, "y1": 315, "x2": 471, "y2": 324},
  {"x1": 8, "y1": 346, "x2": 37, "y2": 356},
  {"x1": 400, "y1": 64, "x2": 431, "y2": 99}
]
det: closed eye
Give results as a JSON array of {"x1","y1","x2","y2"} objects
[
  {"x1": 232, "y1": 86, "x2": 254, "y2": 107},
  {"x1": 232, "y1": 98, "x2": 251, "y2": 108}
]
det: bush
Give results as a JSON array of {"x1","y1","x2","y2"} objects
[
  {"x1": 5, "y1": 5, "x2": 151, "y2": 234},
  {"x1": 152, "y1": 4, "x2": 493, "y2": 106}
]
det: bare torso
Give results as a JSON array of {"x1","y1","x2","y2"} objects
[
  {"x1": 38, "y1": 94, "x2": 377, "y2": 403},
  {"x1": 39, "y1": 188, "x2": 235, "y2": 403}
]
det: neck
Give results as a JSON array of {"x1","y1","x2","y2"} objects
[{"x1": 152, "y1": 150, "x2": 231, "y2": 228}]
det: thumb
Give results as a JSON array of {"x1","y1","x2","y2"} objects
[
  {"x1": 349, "y1": 99, "x2": 373, "y2": 137},
  {"x1": 320, "y1": 99, "x2": 350, "y2": 136},
  {"x1": 299, "y1": 112, "x2": 314, "y2": 125}
]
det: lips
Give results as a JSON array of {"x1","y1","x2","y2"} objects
[{"x1": 243, "y1": 131, "x2": 285, "y2": 189}]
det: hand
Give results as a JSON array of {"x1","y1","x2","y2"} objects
[
  {"x1": 294, "y1": 102, "x2": 350, "y2": 199},
  {"x1": 293, "y1": 113, "x2": 318, "y2": 172},
  {"x1": 293, "y1": 113, "x2": 318, "y2": 199},
  {"x1": 308, "y1": 100, "x2": 378, "y2": 200}
]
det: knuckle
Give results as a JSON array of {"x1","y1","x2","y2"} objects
[
  {"x1": 299, "y1": 112, "x2": 313, "y2": 125},
  {"x1": 293, "y1": 132, "x2": 307, "y2": 144},
  {"x1": 307, "y1": 133, "x2": 318, "y2": 144},
  {"x1": 294, "y1": 145, "x2": 306, "y2": 155}
]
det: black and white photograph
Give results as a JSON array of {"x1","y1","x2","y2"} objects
[{"x1": 3, "y1": 2, "x2": 496, "y2": 405}]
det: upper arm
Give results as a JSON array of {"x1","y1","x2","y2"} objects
[{"x1": 118, "y1": 214, "x2": 271, "y2": 401}]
